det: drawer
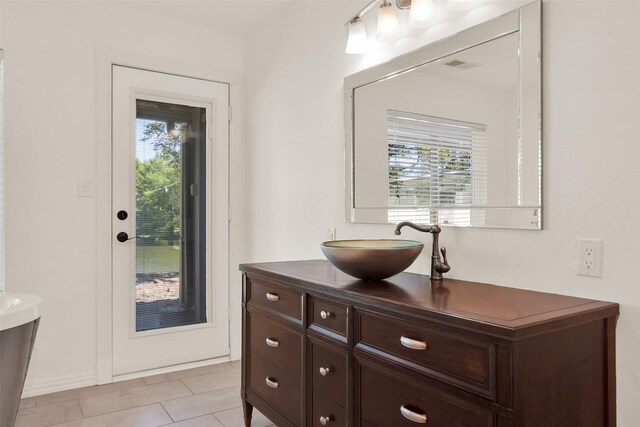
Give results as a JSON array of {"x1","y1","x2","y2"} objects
[
  {"x1": 249, "y1": 309, "x2": 302, "y2": 370},
  {"x1": 357, "y1": 360, "x2": 492, "y2": 427},
  {"x1": 356, "y1": 310, "x2": 493, "y2": 395},
  {"x1": 248, "y1": 353, "x2": 301, "y2": 423},
  {"x1": 309, "y1": 337, "x2": 348, "y2": 405},
  {"x1": 311, "y1": 389, "x2": 347, "y2": 427},
  {"x1": 309, "y1": 295, "x2": 348, "y2": 339},
  {"x1": 248, "y1": 277, "x2": 303, "y2": 320}
]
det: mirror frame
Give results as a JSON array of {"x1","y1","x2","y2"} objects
[{"x1": 344, "y1": 1, "x2": 542, "y2": 229}]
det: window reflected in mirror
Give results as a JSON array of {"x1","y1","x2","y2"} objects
[{"x1": 387, "y1": 110, "x2": 487, "y2": 226}]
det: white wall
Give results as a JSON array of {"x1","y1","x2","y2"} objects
[
  {"x1": 0, "y1": 0, "x2": 4, "y2": 295},
  {"x1": 1, "y1": 0, "x2": 244, "y2": 394},
  {"x1": 245, "y1": 1, "x2": 640, "y2": 425}
]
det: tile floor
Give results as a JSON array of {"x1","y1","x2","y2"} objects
[{"x1": 16, "y1": 361, "x2": 274, "y2": 427}]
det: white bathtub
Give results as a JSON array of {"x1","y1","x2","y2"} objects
[
  {"x1": 0, "y1": 292, "x2": 41, "y2": 427},
  {"x1": 0, "y1": 293, "x2": 41, "y2": 331}
]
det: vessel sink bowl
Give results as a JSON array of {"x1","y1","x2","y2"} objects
[{"x1": 321, "y1": 239, "x2": 424, "y2": 281}]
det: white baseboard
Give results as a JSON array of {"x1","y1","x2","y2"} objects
[
  {"x1": 20, "y1": 355, "x2": 243, "y2": 398},
  {"x1": 21, "y1": 371, "x2": 96, "y2": 398}
]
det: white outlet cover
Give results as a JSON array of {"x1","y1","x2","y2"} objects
[{"x1": 578, "y1": 239, "x2": 603, "y2": 278}]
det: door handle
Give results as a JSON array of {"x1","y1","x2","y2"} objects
[
  {"x1": 265, "y1": 377, "x2": 279, "y2": 389},
  {"x1": 116, "y1": 232, "x2": 136, "y2": 243},
  {"x1": 266, "y1": 293, "x2": 280, "y2": 302},
  {"x1": 265, "y1": 337, "x2": 279, "y2": 348},
  {"x1": 400, "y1": 336, "x2": 428, "y2": 350},
  {"x1": 400, "y1": 405, "x2": 428, "y2": 423},
  {"x1": 319, "y1": 415, "x2": 333, "y2": 425}
]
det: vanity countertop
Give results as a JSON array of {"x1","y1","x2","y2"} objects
[{"x1": 240, "y1": 259, "x2": 619, "y2": 339}]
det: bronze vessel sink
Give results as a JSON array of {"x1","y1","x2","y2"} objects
[{"x1": 321, "y1": 239, "x2": 424, "y2": 281}]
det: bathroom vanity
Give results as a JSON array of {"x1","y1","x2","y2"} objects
[{"x1": 240, "y1": 260, "x2": 618, "y2": 427}]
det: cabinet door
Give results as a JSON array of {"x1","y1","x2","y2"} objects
[
  {"x1": 249, "y1": 309, "x2": 302, "y2": 369},
  {"x1": 355, "y1": 309, "x2": 493, "y2": 397},
  {"x1": 309, "y1": 336, "x2": 349, "y2": 406},
  {"x1": 308, "y1": 295, "x2": 349, "y2": 340},
  {"x1": 248, "y1": 277, "x2": 303, "y2": 320},
  {"x1": 311, "y1": 390, "x2": 347, "y2": 427},
  {"x1": 248, "y1": 353, "x2": 302, "y2": 423},
  {"x1": 355, "y1": 357, "x2": 493, "y2": 427}
]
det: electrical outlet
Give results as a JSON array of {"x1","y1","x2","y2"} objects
[
  {"x1": 326, "y1": 228, "x2": 336, "y2": 242},
  {"x1": 578, "y1": 239, "x2": 603, "y2": 277}
]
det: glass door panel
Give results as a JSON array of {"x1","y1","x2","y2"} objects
[{"x1": 135, "y1": 100, "x2": 207, "y2": 332}]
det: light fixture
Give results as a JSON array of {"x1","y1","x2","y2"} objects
[
  {"x1": 344, "y1": 0, "x2": 482, "y2": 55},
  {"x1": 345, "y1": 17, "x2": 369, "y2": 54},
  {"x1": 377, "y1": 1, "x2": 399, "y2": 37},
  {"x1": 409, "y1": 0, "x2": 436, "y2": 24}
]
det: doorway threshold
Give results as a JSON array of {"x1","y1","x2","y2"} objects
[{"x1": 112, "y1": 355, "x2": 235, "y2": 383}]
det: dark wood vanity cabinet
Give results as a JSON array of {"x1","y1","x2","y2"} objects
[{"x1": 240, "y1": 260, "x2": 618, "y2": 427}]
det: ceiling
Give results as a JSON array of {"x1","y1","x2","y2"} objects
[
  {"x1": 418, "y1": 32, "x2": 520, "y2": 92},
  {"x1": 116, "y1": 1, "x2": 294, "y2": 35}
]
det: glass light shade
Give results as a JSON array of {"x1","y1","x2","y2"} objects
[
  {"x1": 446, "y1": 0, "x2": 475, "y2": 12},
  {"x1": 345, "y1": 19, "x2": 369, "y2": 54},
  {"x1": 377, "y1": 2, "x2": 399, "y2": 37},
  {"x1": 410, "y1": 0, "x2": 436, "y2": 24}
]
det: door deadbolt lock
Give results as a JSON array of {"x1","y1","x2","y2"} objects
[
  {"x1": 116, "y1": 210, "x2": 128, "y2": 220},
  {"x1": 116, "y1": 232, "x2": 134, "y2": 243}
]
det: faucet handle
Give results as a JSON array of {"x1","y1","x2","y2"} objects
[{"x1": 438, "y1": 247, "x2": 451, "y2": 273}]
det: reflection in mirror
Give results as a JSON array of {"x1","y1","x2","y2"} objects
[{"x1": 346, "y1": 2, "x2": 541, "y2": 229}]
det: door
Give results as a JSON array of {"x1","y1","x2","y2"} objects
[{"x1": 112, "y1": 65, "x2": 230, "y2": 376}]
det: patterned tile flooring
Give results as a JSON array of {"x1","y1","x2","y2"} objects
[{"x1": 16, "y1": 361, "x2": 274, "y2": 427}]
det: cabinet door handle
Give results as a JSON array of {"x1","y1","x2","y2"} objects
[
  {"x1": 265, "y1": 337, "x2": 279, "y2": 348},
  {"x1": 319, "y1": 415, "x2": 333, "y2": 425},
  {"x1": 320, "y1": 310, "x2": 332, "y2": 319},
  {"x1": 400, "y1": 336, "x2": 428, "y2": 350},
  {"x1": 400, "y1": 405, "x2": 427, "y2": 423},
  {"x1": 265, "y1": 377, "x2": 279, "y2": 389},
  {"x1": 319, "y1": 366, "x2": 331, "y2": 376},
  {"x1": 266, "y1": 292, "x2": 280, "y2": 302}
]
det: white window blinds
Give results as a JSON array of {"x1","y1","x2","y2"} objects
[{"x1": 387, "y1": 110, "x2": 487, "y2": 226}]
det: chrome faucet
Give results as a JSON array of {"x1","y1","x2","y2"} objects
[{"x1": 394, "y1": 221, "x2": 450, "y2": 281}]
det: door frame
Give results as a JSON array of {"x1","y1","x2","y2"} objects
[{"x1": 96, "y1": 47, "x2": 245, "y2": 384}]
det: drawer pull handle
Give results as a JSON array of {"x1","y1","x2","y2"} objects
[
  {"x1": 400, "y1": 405, "x2": 427, "y2": 424},
  {"x1": 320, "y1": 310, "x2": 332, "y2": 319},
  {"x1": 265, "y1": 377, "x2": 279, "y2": 389},
  {"x1": 319, "y1": 366, "x2": 331, "y2": 376},
  {"x1": 400, "y1": 336, "x2": 428, "y2": 350},
  {"x1": 319, "y1": 415, "x2": 333, "y2": 425},
  {"x1": 265, "y1": 337, "x2": 279, "y2": 348},
  {"x1": 266, "y1": 292, "x2": 280, "y2": 302}
]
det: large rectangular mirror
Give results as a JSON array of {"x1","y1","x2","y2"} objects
[{"x1": 345, "y1": 1, "x2": 541, "y2": 229}]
